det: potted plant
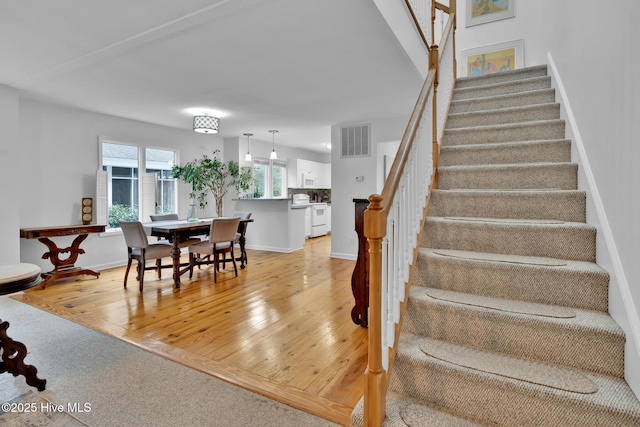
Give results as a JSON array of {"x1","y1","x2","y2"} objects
[{"x1": 172, "y1": 150, "x2": 253, "y2": 218}]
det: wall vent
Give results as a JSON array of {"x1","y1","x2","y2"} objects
[{"x1": 341, "y1": 124, "x2": 370, "y2": 157}]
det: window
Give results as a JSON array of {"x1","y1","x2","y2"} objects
[
  {"x1": 271, "y1": 159, "x2": 287, "y2": 198},
  {"x1": 252, "y1": 157, "x2": 287, "y2": 199},
  {"x1": 98, "y1": 138, "x2": 176, "y2": 229},
  {"x1": 146, "y1": 148, "x2": 176, "y2": 215}
]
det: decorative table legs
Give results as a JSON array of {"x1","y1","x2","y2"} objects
[{"x1": 0, "y1": 319, "x2": 46, "y2": 391}]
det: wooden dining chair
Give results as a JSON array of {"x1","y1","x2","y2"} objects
[
  {"x1": 188, "y1": 217, "x2": 241, "y2": 282},
  {"x1": 149, "y1": 213, "x2": 179, "y2": 221},
  {"x1": 231, "y1": 211, "x2": 252, "y2": 265},
  {"x1": 119, "y1": 221, "x2": 173, "y2": 292}
]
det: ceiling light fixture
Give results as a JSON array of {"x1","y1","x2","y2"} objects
[
  {"x1": 193, "y1": 115, "x2": 219, "y2": 134},
  {"x1": 243, "y1": 133, "x2": 253, "y2": 162},
  {"x1": 269, "y1": 130, "x2": 279, "y2": 160}
]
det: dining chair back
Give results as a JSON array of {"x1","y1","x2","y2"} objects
[
  {"x1": 119, "y1": 221, "x2": 173, "y2": 292},
  {"x1": 188, "y1": 217, "x2": 241, "y2": 282},
  {"x1": 150, "y1": 213, "x2": 179, "y2": 221}
]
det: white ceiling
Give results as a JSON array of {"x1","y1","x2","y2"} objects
[{"x1": 1, "y1": 0, "x2": 423, "y2": 152}]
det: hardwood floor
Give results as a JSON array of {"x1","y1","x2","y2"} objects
[{"x1": 12, "y1": 235, "x2": 367, "y2": 426}]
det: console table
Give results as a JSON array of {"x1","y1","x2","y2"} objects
[{"x1": 20, "y1": 224, "x2": 106, "y2": 289}]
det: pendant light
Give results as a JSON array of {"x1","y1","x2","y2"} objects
[
  {"x1": 269, "y1": 129, "x2": 278, "y2": 160},
  {"x1": 243, "y1": 133, "x2": 253, "y2": 162}
]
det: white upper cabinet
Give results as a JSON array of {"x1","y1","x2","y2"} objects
[{"x1": 297, "y1": 159, "x2": 331, "y2": 188}]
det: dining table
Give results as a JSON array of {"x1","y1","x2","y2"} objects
[{"x1": 143, "y1": 217, "x2": 253, "y2": 289}]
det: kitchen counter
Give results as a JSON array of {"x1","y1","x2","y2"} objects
[{"x1": 231, "y1": 198, "x2": 305, "y2": 253}]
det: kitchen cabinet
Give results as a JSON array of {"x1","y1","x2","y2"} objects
[
  {"x1": 326, "y1": 205, "x2": 331, "y2": 233},
  {"x1": 297, "y1": 159, "x2": 331, "y2": 188}
]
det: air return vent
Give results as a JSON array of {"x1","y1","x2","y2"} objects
[{"x1": 341, "y1": 124, "x2": 370, "y2": 157}]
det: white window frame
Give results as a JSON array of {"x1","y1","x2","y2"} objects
[
  {"x1": 252, "y1": 157, "x2": 287, "y2": 199},
  {"x1": 97, "y1": 136, "x2": 178, "y2": 230}
]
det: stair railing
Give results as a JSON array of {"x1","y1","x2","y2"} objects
[{"x1": 362, "y1": 2, "x2": 456, "y2": 426}]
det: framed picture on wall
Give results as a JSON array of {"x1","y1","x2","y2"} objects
[
  {"x1": 466, "y1": 0, "x2": 516, "y2": 27},
  {"x1": 460, "y1": 39, "x2": 523, "y2": 77}
]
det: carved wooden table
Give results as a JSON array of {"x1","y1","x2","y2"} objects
[
  {"x1": 145, "y1": 218, "x2": 253, "y2": 289},
  {"x1": 20, "y1": 224, "x2": 106, "y2": 289},
  {"x1": 0, "y1": 319, "x2": 46, "y2": 391}
]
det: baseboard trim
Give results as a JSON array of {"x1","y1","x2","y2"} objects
[
  {"x1": 547, "y1": 52, "x2": 640, "y2": 397},
  {"x1": 244, "y1": 244, "x2": 298, "y2": 254},
  {"x1": 329, "y1": 252, "x2": 357, "y2": 261}
]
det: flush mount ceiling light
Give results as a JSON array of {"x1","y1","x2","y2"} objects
[
  {"x1": 269, "y1": 130, "x2": 278, "y2": 160},
  {"x1": 243, "y1": 133, "x2": 253, "y2": 162},
  {"x1": 193, "y1": 115, "x2": 219, "y2": 134}
]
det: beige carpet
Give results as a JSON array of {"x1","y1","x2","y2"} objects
[
  {"x1": 419, "y1": 339, "x2": 598, "y2": 394},
  {"x1": 0, "y1": 294, "x2": 338, "y2": 427},
  {"x1": 425, "y1": 288, "x2": 576, "y2": 318},
  {"x1": 432, "y1": 248, "x2": 567, "y2": 266}
]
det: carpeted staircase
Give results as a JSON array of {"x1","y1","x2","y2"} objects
[{"x1": 352, "y1": 65, "x2": 640, "y2": 426}]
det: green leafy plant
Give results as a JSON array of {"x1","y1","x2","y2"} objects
[
  {"x1": 108, "y1": 204, "x2": 139, "y2": 229},
  {"x1": 172, "y1": 150, "x2": 254, "y2": 217}
]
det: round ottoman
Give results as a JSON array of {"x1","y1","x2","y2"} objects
[{"x1": 0, "y1": 263, "x2": 42, "y2": 295}]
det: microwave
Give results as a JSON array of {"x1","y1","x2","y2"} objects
[{"x1": 302, "y1": 175, "x2": 316, "y2": 188}]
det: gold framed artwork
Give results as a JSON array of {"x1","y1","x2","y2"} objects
[
  {"x1": 466, "y1": 0, "x2": 515, "y2": 27},
  {"x1": 460, "y1": 40, "x2": 523, "y2": 77}
]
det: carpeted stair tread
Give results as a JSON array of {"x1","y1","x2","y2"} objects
[
  {"x1": 425, "y1": 288, "x2": 575, "y2": 318},
  {"x1": 431, "y1": 248, "x2": 567, "y2": 266},
  {"x1": 391, "y1": 334, "x2": 640, "y2": 426},
  {"x1": 446, "y1": 103, "x2": 560, "y2": 129},
  {"x1": 424, "y1": 216, "x2": 596, "y2": 262},
  {"x1": 449, "y1": 88, "x2": 557, "y2": 114},
  {"x1": 443, "y1": 216, "x2": 565, "y2": 225},
  {"x1": 439, "y1": 139, "x2": 571, "y2": 166},
  {"x1": 455, "y1": 64, "x2": 549, "y2": 89},
  {"x1": 452, "y1": 76, "x2": 552, "y2": 101},
  {"x1": 428, "y1": 189, "x2": 586, "y2": 222},
  {"x1": 419, "y1": 338, "x2": 595, "y2": 393},
  {"x1": 437, "y1": 162, "x2": 578, "y2": 191},
  {"x1": 350, "y1": 392, "x2": 488, "y2": 427},
  {"x1": 443, "y1": 119, "x2": 565, "y2": 146},
  {"x1": 416, "y1": 248, "x2": 610, "y2": 312},
  {"x1": 406, "y1": 286, "x2": 625, "y2": 377}
]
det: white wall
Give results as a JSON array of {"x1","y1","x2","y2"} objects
[
  {"x1": 0, "y1": 85, "x2": 20, "y2": 264},
  {"x1": 454, "y1": 0, "x2": 640, "y2": 395},
  {"x1": 329, "y1": 116, "x2": 410, "y2": 259},
  {"x1": 15, "y1": 97, "x2": 222, "y2": 272},
  {"x1": 456, "y1": 1, "x2": 549, "y2": 75}
]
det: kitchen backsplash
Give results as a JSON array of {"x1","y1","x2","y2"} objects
[{"x1": 288, "y1": 188, "x2": 331, "y2": 204}]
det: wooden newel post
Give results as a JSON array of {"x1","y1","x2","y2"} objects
[{"x1": 364, "y1": 194, "x2": 386, "y2": 426}]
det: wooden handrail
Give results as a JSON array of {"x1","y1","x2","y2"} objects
[
  {"x1": 404, "y1": 0, "x2": 430, "y2": 49},
  {"x1": 435, "y1": 1, "x2": 450, "y2": 14},
  {"x1": 363, "y1": 66, "x2": 436, "y2": 427},
  {"x1": 361, "y1": 2, "x2": 456, "y2": 425}
]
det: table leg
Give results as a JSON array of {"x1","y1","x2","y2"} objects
[
  {"x1": 238, "y1": 234, "x2": 247, "y2": 269},
  {"x1": 170, "y1": 236, "x2": 181, "y2": 289},
  {"x1": 37, "y1": 235, "x2": 100, "y2": 289}
]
